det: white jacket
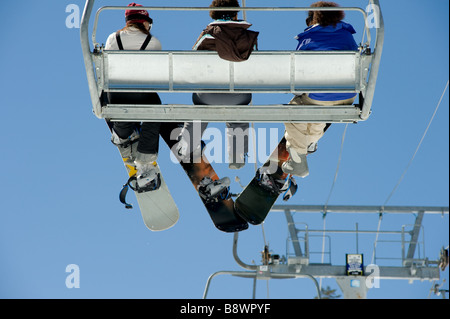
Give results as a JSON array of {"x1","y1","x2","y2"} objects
[{"x1": 105, "y1": 26, "x2": 162, "y2": 50}]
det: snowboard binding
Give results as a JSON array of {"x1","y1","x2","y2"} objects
[
  {"x1": 280, "y1": 175, "x2": 298, "y2": 201},
  {"x1": 198, "y1": 177, "x2": 231, "y2": 203},
  {"x1": 255, "y1": 168, "x2": 298, "y2": 201},
  {"x1": 119, "y1": 171, "x2": 161, "y2": 209},
  {"x1": 111, "y1": 129, "x2": 140, "y2": 161}
]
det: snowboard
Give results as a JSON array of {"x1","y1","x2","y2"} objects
[
  {"x1": 235, "y1": 137, "x2": 295, "y2": 225},
  {"x1": 107, "y1": 121, "x2": 179, "y2": 231},
  {"x1": 160, "y1": 129, "x2": 248, "y2": 233}
]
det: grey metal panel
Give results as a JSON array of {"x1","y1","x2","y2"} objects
[
  {"x1": 106, "y1": 52, "x2": 170, "y2": 89},
  {"x1": 234, "y1": 53, "x2": 292, "y2": 90},
  {"x1": 173, "y1": 53, "x2": 229, "y2": 90},
  {"x1": 293, "y1": 52, "x2": 357, "y2": 90},
  {"x1": 103, "y1": 51, "x2": 361, "y2": 93},
  {"x1": 102, "y1": 104, "x2": 362, "y2": 123}
]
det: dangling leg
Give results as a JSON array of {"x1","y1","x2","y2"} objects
[
  {"x1": 176, "y1": 93, "x2": 210, "y2": 162},
  {"x1": 108, "y1": 93, "x2": 141, "y2": 161},
  {"x1": 177, "y1": 120, "x2": 208, "y2": 163},
  {"x1": 282, "y1": 95, "x2": 311, "y2": 177},
  {"x1": 134, "y1": 93, "x2": 164, "y2": 190},
  {"x1": 216, "y1": 93, "x2": 252, "y2": 169},
  {"x1": 283, "y1": 124, "x2": 310, "y2": 178},
  {"x1": 226, "y1": 122, "x2": 249, "y2": 169},
  {"x1": 111, "y1": 122, "x2": 140, "y2": 161}
]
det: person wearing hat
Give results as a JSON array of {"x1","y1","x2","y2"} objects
[
  {"x1": 105, "y1": 3, "x2": 163, "y2": 190},
  {"x1": 176, "y1": 0, "x2": 259, "y2": 170},
  {"x1": 282, "y1": 1, "x2": 358, "y2": 178}
]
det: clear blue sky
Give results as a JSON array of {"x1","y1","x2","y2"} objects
[{"x1": 0, "y1": 0, "x2": 448, "y2": 299}]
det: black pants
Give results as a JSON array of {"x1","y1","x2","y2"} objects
[{"x1": 108, "y1": 92, "x2": 162, "y2": 155}]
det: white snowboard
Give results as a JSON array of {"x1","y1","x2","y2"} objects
[{"x1": 122, "y1": 159, "x2": 179, "y2": 231}]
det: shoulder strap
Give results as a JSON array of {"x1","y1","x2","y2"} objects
[
  {"x1": 140, "y1": 34, "x2": 152, "y2": 50},
  {"x1": 115, "y1": 31, "x2": 124, "y2": 50},
  {"x1": 116, "y1": 31, "x2": 151, "y2": 51}
]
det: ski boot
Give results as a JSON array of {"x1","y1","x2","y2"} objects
[{"x1": 198, "y1": 176, "x2": 231, "y2": 203}]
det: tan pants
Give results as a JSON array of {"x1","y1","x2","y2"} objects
[{"x1": 284, "y1": 94, "x2": 356, "y2": 154}]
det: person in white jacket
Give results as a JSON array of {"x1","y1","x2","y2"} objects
[{"x1": 105, "y1": 3, "x2": 163, "y2": 191}]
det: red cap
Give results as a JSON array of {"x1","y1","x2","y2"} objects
[{"x1": 125, "y1": 3, "x2": 152, "y2": 24}]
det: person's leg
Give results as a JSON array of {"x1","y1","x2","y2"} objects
[
  {"x1": 109, "y1": 92, "x2": 162, "y2": 190},
  {"x1": 282, "y1": 94, "x2": 355, "y2": 177},
  {"x1": 176, "y1": 93, "x2": 209, "y2": 161},
  {"x1": 285, "y1": 122, "x2": 311, "y2": 155},
  {"x1": 108, "y1": 93, "x2": 141, "y2": 160},
  {"x1": 132, "y1": 92, "x2": 162, "y2": 160},
  {"x1": 226, "y1": 122, "x2": 249, "y2": 169},
  {"x1": 177, "y1": 120, "x2": 208, "y2": 162},
  {"x1": 217, "y1": 93, "x2": 252, "y2": 169},
  {"x1": 282, "y1": 95, "x2": 316, "y2": 177},
  {"x1": 108, "y1": 92, "x2": 140, "y2": 139}
]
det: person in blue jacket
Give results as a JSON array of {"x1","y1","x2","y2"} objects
[{"x1": 282, "y1": 1, "x2": 359, "y2": 178}]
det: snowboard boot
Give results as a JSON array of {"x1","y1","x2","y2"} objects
[
  {"x1": 176, "y1": 137, "x2": 189, "y2": 160},
  {"x1": 134, "y1": 152, "x2": 160, "y2": 192},
  {"x1": 229, "y1": 153, "x2": 248, "y2": 170},
  {"x1": 111, "y1": 129, "x2": 139, "y2": 162},
  {"x1": 307, "y1": 142, "x2": 318, "y2": 154},
  {"x1": 198, "y1": 176, "x2": 231, "y2": 202},
  {"x1": 282, "y1": 148, "x2": 309, "y2": 178},
  {"x1": 176, "y1": 137, "x2": 205, "y2": 163},
  {"x1": 279, "y1": 175, "x2": 298, "y2": 201},
  {"x1": 256, "y1": 168, "x2": 288, "y2": 195}
]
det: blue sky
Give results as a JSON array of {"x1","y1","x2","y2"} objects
[{"x1": 0, "y1": 0, "x2": 448, "y2": 299}]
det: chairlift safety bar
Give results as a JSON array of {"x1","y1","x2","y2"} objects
[{"x1": 91, "y1": 6, "x2": 372, "y2": 48}]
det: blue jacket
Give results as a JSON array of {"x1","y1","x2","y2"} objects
[{"x1": 296, "y1": 22, "x2": 358, "y2": 101}]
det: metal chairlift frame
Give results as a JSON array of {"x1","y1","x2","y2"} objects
[
  {"x1": 80, "y1": 1, "x2": 384, "y2": 123},
  {"x1": 203, "y1": 205, "x2": 449, "y2": 299}
]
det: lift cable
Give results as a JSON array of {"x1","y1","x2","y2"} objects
[
  {"x1": 383, "y1": 80, "x2": 449, "y2": 208},
  {"x1": 371, "y1": 80, "x2": 449, "y2": 265}
]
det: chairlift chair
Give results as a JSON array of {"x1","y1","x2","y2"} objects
[{"x1": 80, "y1": 1, "x2": 384, "y2": 123}]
